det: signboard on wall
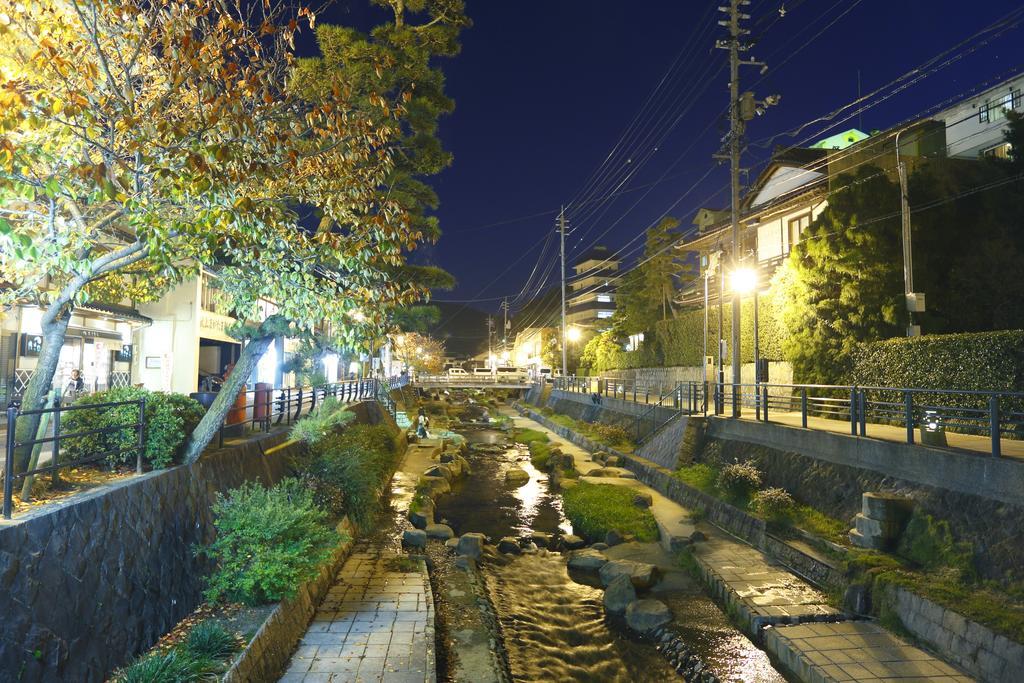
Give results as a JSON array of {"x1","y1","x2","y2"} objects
[{"x1": 114, "y1": 344, "x2": 133, "y2": 363}]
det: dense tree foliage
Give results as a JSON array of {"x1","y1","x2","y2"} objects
[
  {"x1": 613, "y1": 216, "x2": 686, "y2": 336},
  {"x1": 780, "y1": 166, "x2": 904, "y2": 383}
]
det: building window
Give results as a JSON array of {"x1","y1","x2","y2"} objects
[
  {"x1": 982, "y1": 142, "x2": 1013, "y2": 160},
  {"x1": 787, "y1": 213, "x2": 811, "y2": 250},
  {"x1": 979, "y1": 89, "x2": 1022, "y2": 124},
  {"x1": 626, "y1": 332, "x2": 644, "y2": 352},
  {"x1": 596, "y1": 310, "x2": 614, "y2": 319},
  {"x1": 597, "y1": 294, "x2": 612, "y2": 303}
]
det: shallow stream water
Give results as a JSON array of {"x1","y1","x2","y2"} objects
[{"x1": 433, "y1": 425, "x2": 787, "y2": 682}]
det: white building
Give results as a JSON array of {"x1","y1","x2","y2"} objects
[{"x1": 935, "y1": 74, "x2": 1023, "y2": 159}]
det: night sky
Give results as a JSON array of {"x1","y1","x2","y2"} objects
[{"x1": 312, "y1": 1, "x2": 1024, "y2": 332}]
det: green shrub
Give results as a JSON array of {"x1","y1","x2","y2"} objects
[
  {"x1": 302, "y1": 424, "x2": 400, "y2": 526},
  {"x1": 182, "y1": 620, "x2": 238, "y2": 661},
  {"x1": 62, "y1": 388, "x2": 204, "y2": 469},
  {"x1": 854, "y1": 330, "x2": 1024, "y2": 436},
  {"x1": 199, "y1": 479, "x2": 341, "y2": 606},
  {"x1": 289, "y1": 397, "x2": 356, "y2": 446},
  {"x1": 716, "y1": 461, "x2": 762, "y2": 504},
  {"x1": 897, "y1": 510, "x2": 974, "y2": 578},
  {"x1": 112, "y1": 649, "x2": 210, "y2": 683},
  {"x1": 562, "y1": 482, "x2": 659, "y2": 542},
  {"x1": 654, "y1": 297, "x2": 785, "y2": 368},
  {"x1": 751, "y1": 487, "x2": 795, "y2": 523},
  {"x1": 589, "y1": 422, "x2": 634, "y2": 449}
]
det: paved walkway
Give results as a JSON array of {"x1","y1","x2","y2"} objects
[
  {"x1": 280, "y1": 544, "x2": 435, "y2": 683},
  {"x1": 279, "y1": 436, "x2": 442, "y2": 683},
  {"x1": 766, "y1": 621, "x2": 972, "y2": 682}
]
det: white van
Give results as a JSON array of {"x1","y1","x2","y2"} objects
[
  {"x1": 447, "y1": 367, "x2": 468, "y2": 376},
  {"x1": 496, "y1": 366, "x2": 527, "y2": 380},
  {"x1": 472, "y1": 367, "x2": 493, "y2": 377}
]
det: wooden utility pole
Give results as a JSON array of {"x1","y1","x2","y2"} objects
[{"x1": 559, "y1": 207, "x2": 569, "y2": 379}]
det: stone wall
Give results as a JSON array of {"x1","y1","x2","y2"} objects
[
  {"x1": 0, "y1": 400, "x2": 388, "y2": 683},
  {"x1": 882, "y1": 582, "x2": 1024, "y2": 682},
  {"x1": 0, "y1": 432, "x2": 297, "y2": 682},
  {"x1": 702, "y1": 434, "x2": 1024, "y2": 581},
  {"x1": 602, "y1": 361, "x2": 793, "y2": 387}
]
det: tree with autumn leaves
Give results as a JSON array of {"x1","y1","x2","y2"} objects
[{"x1": 0, "y1": 0, "x2": 466, "y2": 467}]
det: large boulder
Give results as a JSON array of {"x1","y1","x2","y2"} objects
[
  {"x1": 561, "y1": 534, "x2": 587, "y2": 550},
  {"x1": 408, "y1": 497, "x2": 434, "y2": 530},
  {"x1": 587, "y1": 467, "x2": 633, "y2": 478},
  {"x1": 625, "y1": 599, "x2": 672, "y2": 633},
  {"x1": 605, "y1": 530, "x2": 625, "y2": 547},
  {"x1": 497, "y1": 537, "x2": 522, "y2": 555},
  {"x1": 603, "y1": 573, "x2": 637, "y2": 615},
  {"x1": 420, "y1": 475, "x2": 451, "y2": 496},
  {"x1": 632, "y1": 492, "x2": 653, "y2": 509},
  {"x1": 457, "y1": 532, "x2": 486, "y2": 559},
  {"x1": 599, "y1": 559, "x2": 660, "y2": 589},
  {"x1": 567, "y1": 548, "x2": 608, "y2": 572},
  {"x1": 529, "y1": 531, "x2": 552, "y2": 548},
  {"x1": 424, "y1": 464, "x2": 453, "y2": 482},
  {"x1": 505, "y1": 466, "x2": 530, "y2": 486},
  {"x1": 425, "y1": 523, "x2": 455, "y2": 540},
  {"x1": 402, "y1": 529, "x2": 427, "y2": 549}
]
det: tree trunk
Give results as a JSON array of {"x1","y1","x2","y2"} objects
[
  {"x1": 13, "y1": 311, "x2": 71, "y2": 474},
  {"x1": 181, "y1": 334, "x2": 274, "y2": 464}
]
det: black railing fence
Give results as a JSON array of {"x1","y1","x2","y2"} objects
[
  {"x1": 2, "y1": 376, "x2": 405, "y2": 518},
  {"x1": 553, "y1": 375, "x2": 1022, "y2": 457}
]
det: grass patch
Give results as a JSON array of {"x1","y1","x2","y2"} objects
[
  {"x1": 515, "y1": 428, "x2": 553, "y2": 469},
  {"x1": 790, "y1": 505, "x2": 849, "y2": 545},
  {"x1": 562, "y1": 482, "x2": 659, "y2": 542},
  {"x1": 539, "y1": 409, "x2": 635, "y2": 452},
  {"x1": 673, "y1": 463, "x2": 718, "y2": 495}
]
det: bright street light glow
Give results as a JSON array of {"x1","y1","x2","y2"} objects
[
  {"x1": 731, "y1": 267, "x2": 757, "y2": 294},
  {"x1": 567, "y1": 326, "x2": 582, "y2": 342}
]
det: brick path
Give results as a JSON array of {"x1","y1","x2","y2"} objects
[
  {"x1": 280, "y1": 543, "x2": 435, "y2": 683},
  {"x1": 765, "y1": 621, "x2": 972, "y2": 682}
]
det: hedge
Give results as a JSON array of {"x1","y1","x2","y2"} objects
[
  {"x1": 853, "y1": 330, "x2": 1024, "y2": 392},
  {"x1": 853, "y1": 330, "x2": 1024, "y2": 436}
]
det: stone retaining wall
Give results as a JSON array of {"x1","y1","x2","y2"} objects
[
  {"x1": 225, "y1": 516, "x2": 356, "y2": 682},
  {"x1": 0, "y1": 430, "x2": 295, "y2": 682},
  {"x1": 602, "y1": 361, "x2": 792, "y2": 387},
  {"x1": 882, "y1": 582, "x2": 1024, "y2": 683}
]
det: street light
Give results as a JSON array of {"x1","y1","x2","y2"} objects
[
  {"x1": 731, "y1": 267, "x2": 759, "y2": 417},
  {"x1": 566, "y1": 326, "x2": 582, "y2": 343}
]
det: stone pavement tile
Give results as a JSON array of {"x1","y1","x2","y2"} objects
[{"x1": 279, "y1": 674, "x2": 306, "y2": 683}]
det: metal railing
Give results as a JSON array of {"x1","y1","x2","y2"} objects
[
  {"x1": 412, "y1": 374, "x2": 532, "y2": 385},
  {"x1": 633, "y1": 382, "x2": 707, "y2": 444},
  {"x1": 2, "y1": 377, "x2": 403, "y2": 518},
  {"x1": 4, "y1": 396, "x2": 145, "y2": 518},
  {"x1": 559, "y1": 375, "x2": 1024, "y2": 458},
  {"x1": 214, "y1": 379, "x2": 389, "y2": 447}
]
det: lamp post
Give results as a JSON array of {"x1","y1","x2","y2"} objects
[{"x1": 731, "y1": 267, "x2": 757, "y2": 417}]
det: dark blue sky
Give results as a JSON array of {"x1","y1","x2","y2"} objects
[{"x1": 316, "y1": 1, "x2": 1024, "y2": 316}]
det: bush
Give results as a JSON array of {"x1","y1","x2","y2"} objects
[
  {"x1": 897, "y1": 510, "x2": 974, "y2": 578},
  {"x1": 716, "y1": 461, "x2": 762, "y2": 504},
  {"x1": 751, "y1": 487, "x2": 795, "y2": 523},
  {"x1": 289, "y1": 397, "x2": 356, "y2": 446},
  {"x1": 199, "y1": 479, "x2": 341, "y2": 606},
  {"x1": 854, "y1": 330, "x2": 1024, "y2": 436},
  {"x1": 589, "y1": 422, "x2": 633, "y2": 449},
  {"x1": 62, "y1": 388, "x2": 204, "y2": 469},
  {"x1": 182, "y1": 620, "x2": 239, "y2": 661},
  {"x1": 302, "y1": 424, "x2": 400, "y2": 526},
  {"x1": 562, "y1": 482, "x2": 659, "y2": 542},
  {"x1": 112, "y1": 649, "x2": 210, "y2": 683}
]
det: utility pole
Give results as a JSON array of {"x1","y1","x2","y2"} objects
[
  {"x1": 486, "y1": 316, "x2": 494, "y2": 370},
  {"x1": 895, "y1": 128, "x2": 924, "y2": 337},
  {"x1": 716, "y1": 0, "x2": 778, "y2": 416},
  {"x1": 500, "y1": 297, "x2": 510, "y2": 358},
  {"x1": 558, "y1": 207, "x2": 569, "y2": 379}
]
